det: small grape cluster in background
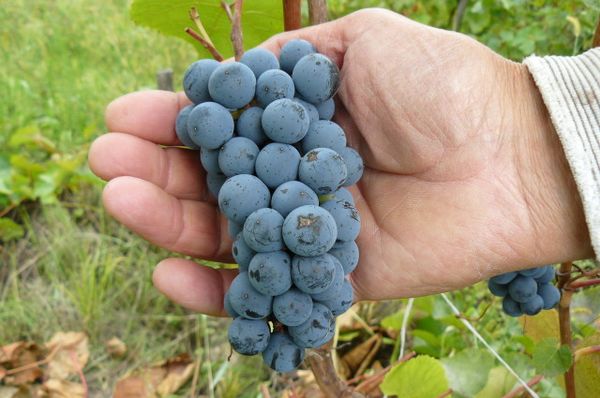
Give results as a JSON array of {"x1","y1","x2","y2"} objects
[
  {"x1": 487, "y1": 265, "x2": 561, "y2": 317},
  {"x1": 174, "y1": 39, "x2": 363, "y2": 372}
]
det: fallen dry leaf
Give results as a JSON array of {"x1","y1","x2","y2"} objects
[
  {"x1": 114, "y1": 353, "x2": 194, "y2": 398},
  {"x1": 340, "y1": 333, "x2": 382, "y2": 379},
  {"x1": 0, "y1": 366, "x2": 6, "y2": 382},
  {"x1": 1, "y1": 342, "x2": 43, "y2": 386},
  {"x1": 105, "y1": 338, "x2": 127, "y2": 358},
  {"x1": 42, "y1": 379, "x2": 86, "y2": 398},
  {"x1": 0, "y1": 386, "x2": 19, "y2": 398},
  {"x1": 44, "y1": 332, "x2": 89, "y2": 380}
]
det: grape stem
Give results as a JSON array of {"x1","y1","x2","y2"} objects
[
  {"x1": 189, "y1": 7, "x2": 215, "y2": 47},
  {"x1": 222, "y1": 0, "x2": 245, "y2": 61},
  {"x1": 306, "y1": 346, "x2": 365, "y2": 398},
  {"x1": 557, "y1": 262, "x2": 576, "y2": 398},
  {"x1": 184, "y1": 28, "x2": 224, "y2": 61}
]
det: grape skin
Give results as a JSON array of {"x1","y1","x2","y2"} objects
[
  {"x1": 206, "y1": 173, "x2": 227, "y2": 198},
  {"x1": 200, "y1": 147, "x2": 221, "y2": 174},
  {"x1": 228, "y1": 317, "x2": 270, "y2": 355},
  {"x1": 261, "y1": 98, "x2": 310, "y2": 144},
  {"x1": 218, "y1": 137, "x2": 259, "y2": 177},
  {"x1": 311, "y1": 256, "x2": 345, "y2": 302},
  {"x1": 490, "y1": 272, "x2": 517, "y2": 285},
  {"x1": 236, "y1": 107, "x2": 268, "y2": 146},
  {"x1": 338, "y1": 147, "x2": 364, "y2": 186},
  {"x1": 316, "y1": 98, "x2": 335, "y2": 120},
  {"x1": 299, "y1": 148, "x2": 348, "y2": 195},
  {"x1": 232, "y1": 232, "x2": 255, "y2": 272},
  {"x1": 502, "y1": 296, "x2": 523, "y2": 317},
  {"x1": 228, "y1": 220, "x2": 243, "y2": 239},
  {"x1": 291, "y1": 254, "x2": 335, "y2": 294},
  {"x1": 187, "y1": 102, "x2": 234, "y2": 149},
  {"x1": 256, "y1": 69, "x2": 295, "y2": 107},
  {"x1": 538, "y1": 283, "x2": 560, "y2": 309},
  {"x1": 508, "y1": 275, "x2": 538, "y2": 303},
  {"x1": 520, "y1": 267, "x2": 547, "y2": 278},
  {"x1": 282, "y1": 205, "x2": 337, "y2": 256},
  {"x1": 183, "y1": 59, "x2": 220, "y2": 104},
  {"x1": 318, "y1": 278, "x2": 353, "y2": 316},
  {"x1": 243, "y1": 208, "x2": 285, "y2": 253},
  {"x1": 255, "y1": 143, "x2": 301, "y2": 189},
  {"x1": 208, "y1": 62, "x2": 257, "y2": 109},
  {"x1": 273, "y1": 288, "x2": 313, "y2": 326},
  {"x1": 218, "y1": 174, "x2": 271, "y2": 224},
  {"x1": 294, "y1": 97, "x2": 319, "y2": 123},
  {"x1": 320, "y1": 199, "x2": 361, "y2": 242},
  {"x1": 240, "y1": 48, "x2": 279, "y2": 78},
  {"x1": 520, "y1": 295, "x2": 544, "y2": 316},
  {"x1": 292, "y1": 53, "x2": 340, "y2": 104},
  {"x1": 228, "y1": 272, "x2": 272, "y2": 319},
  {"x1": 224, "y1": 290, "x2": 239, "y2": 318},
  {"x1": 288, "y1": 303, "x2": 334, "y2": 348},
  {"x1": 332, "y1": 187, "x2": 355, "y2": 205},
  {"x1": 262, "y1": 332, "x2": 305, "y2": 372},
  {"x1": 271, "y1": 181, "x2": 319, "y2": 218},
  {"x1": 487, "y1": 280, "x2": 508, "y2": 297},
  {"x1": 328, "y1": 240, "x2": 359, "y2": 275},
  {"x1": 248, "y1": 251, "x2": 292, "y2": 296},
  {"x1": 535, "y1": 266, "x2": 556, "y2": 284},
  {"x1": 302, "y1": 120, "x2": 347, "y2": 153},
  {"x1": 279, "y1": 39, "x2": 316, "y2": 74},
  {"x1": 175, "y1": 105, "x2": 199, "y2": 148}
]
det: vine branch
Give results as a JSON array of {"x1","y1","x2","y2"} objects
[
  {"x1": 557, "y1": 262, "x2": 576, "y2": 398},
  {"x1": 308, "y1": 0, "x2": 329, "y2": 25},
  {"x1": 185, "y1": 28, "x2": 224, "y2": 61},
  {"x1": 501, "y1": 375, "x2": 544, "y2": 398},
  {"x1": 306, "y1": 346, "x2": 365, "y2": 398},
  {"x1": 283, "y1": 0, "x2": 302, "y2": 31}
]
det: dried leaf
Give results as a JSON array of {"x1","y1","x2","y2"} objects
[
  {"x1": 341, "y1": 334, "x2": 382, "y2": 377},
  {"x1": 0, "y1": 366, "x2": 6, "y2": 381},
  {"x1": 42, "y1": 379, "x2": 86, "y2": 398},
  {"x1": 2, "y1": 342, "x2": 43, "y2": 386},
  {"x1": 44, "y1": 332, "x2": 89, "y2": 380},
  {"x1": 0, "y1": 387, "x2": 19, "y2": 398},
  {"x1": 155, "y1": 355, "x2": 195, "y2": 397},
  {"x1": 105, "y1": 338, "x2": 127, "y2": 358}
]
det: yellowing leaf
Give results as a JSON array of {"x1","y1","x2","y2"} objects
[
  {"x1": 521, "y1": 310, "x2": 560, "y2": 343},
  {"x1": 380, "y1": 355, "x2": 449, "y2": 398},
  {"x1": 575, "y1": 334, "x2": 600, "y2": 398}
]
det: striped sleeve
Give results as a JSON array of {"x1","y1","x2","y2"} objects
[{"x1": 524, "y1": 49, "x2": 600, "y2": 257}]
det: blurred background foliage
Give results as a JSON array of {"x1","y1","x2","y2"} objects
[{"x1": 1, "y1": 0, "x2": 599, "y2": 397}]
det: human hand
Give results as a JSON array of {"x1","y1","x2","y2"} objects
[{"x1": 88, "y1": 9, "x2": 591, "y2": 315}]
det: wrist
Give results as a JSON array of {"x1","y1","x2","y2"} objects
[{"x1": 509, "y1": 62, "x2": 592, "y2": 263}]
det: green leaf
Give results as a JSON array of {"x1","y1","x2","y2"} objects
[
  {"x1": 130, "y1": 0, "x2": 283, "y2": 59},
  {"x1": 0, "y1": 217, "x2": 24, "y2": 242},
  {"x1": 532, "y1": 338, "x2": 573, "y2": 377},
  {"x1": 474, "y1": 367, "x2": 516, "y2": 398},
  {"x1": 442, "y1": 348, "x2": 495, "y2": 396},
  {"x1": 381, "y1": 355, "x2": 449, "y2": 398}
]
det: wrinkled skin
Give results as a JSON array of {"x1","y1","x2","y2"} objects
[{"x1": 88, "y1": 9, "x2": 591, "y2": 316}]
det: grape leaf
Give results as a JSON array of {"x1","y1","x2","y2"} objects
[
  {"x1": 575, "y1": 333, "x2": 600, "y2": 398},
  {"x1": 474, "y1": 367, "x2": 516, "y2": 398},
  {"x1": 130, "y1": 0, "x2": 283, "y2": 59},
  {"x1": 381, "y1": 355, "x2": 449, "y2": 398},
  {"x1": 532, "y1": 338, "x2": 573, "y2": 377},
  {"x1": 521, "y1": 310, "x2": 560, "y2": 343},
  {"x1": 0, "y1": 218, "x2": 24, "y2": 242},
  {"x1": 442, "y1": 348, "x2": 495, "y2": 397}
]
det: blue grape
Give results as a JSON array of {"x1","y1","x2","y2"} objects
[
  {"x1": 282, "y1": 205, "x2": 337, "y2": 256},
  {"x1": 338, "y1": 147, "x2": 364, "y2": 186},
  {"x1": 175, "y1": 105, "x2": 199, "y2": 148},
  {"x1": 261, "y1": 98, "x2": 310, "y2": 144},
  {"x1": 288, "y1": 303, "x2": 334, "y2": 348},
  {"x1": 183, "y1": 59, "x2": 220, "y2": 104},
  {"x1": 321, "y1": 199, "x2": 360, "y2": 242},
  {"x1": 208, "y1": 62, "x2": 256, "y2": 109},
  {"x1": 218, "y1": 174, "x2": 271, "y2": 224},
  {"x1": 502, "y1": 296, "x2": 523, "y2": 317},
  {"x1": 255, "y1": 143, "x2": 301, "y2": 189},
  {"x1": 301, "y1": 120, "x2": 346, "y2": 153},
  {"x1": 299, "y1": 148, "x2": 347, "y2": 195},
  {"x1": 294, "y1": 97, "x2": 319, "y2": 123},
  {"x1": 535, "y1": 266, "x2": 556, "y2": 284},
  {"x1": 187, "y1": 102, "x2": 234, "y2": 149},
  {"x1": 236, "y1": 107, "x2": 267, "y2": 146},
  {"x1": 279, "y1": 39, "x2": 316, "y2": 74},
  {"x1": 490, "y1": 272, "x2": 517, "y2": 285},
  {"x1": 240, "y1": 48, "x2": 279, "y2": 78},
  {"x1": 316, "y1": 98, "x2": 335, "y2": 120},
  {"x1": 271, "y1": 181, "x2": 319, "y2": 218},
  {"x1": 200, "y1": 147, "x2": 221, "y2": 174},
  {"x1": 228, "y1": 220, "x2": 243, "y2": 239},
  {"x1": 318, "y1": 278, "x2": 353, "y2": 316},
  {"x1": 488, "y1": 280, "x2": 508, "y2": 297},
  {"x1": 232, "y1": 232, "x2": 255, "y2": 272},
  {"x1": 292, "y1": 53, "x2": 340, "y2": 104},
  {"x1": 538, "y1": 283, "x2": 560, "y2": 309},
  {"x1": 228, "y1": 272, "x2": 272, "y2": 319},
  {"x1": 262, "y1": 332, "x2": 305, "y2": 372},
  {"x1": 291, "y1": 254, "x2": 335, "y2": 294},
  {"x1": 243, "y1": 208, "x2": 284, "y2": 252},
  {"x1": 273, "y1": 288, "x2": 313, "y2": 326},
  {"x1": 206, "y1": 173, "x2": 227, "y2": 198},
  {"x1": 520, "y1": 295, "x2": 544, "y2": 316},
  {"x1": 311, "y1": 256, "x2": 344, "y2": 302},
  {"x1": 256, "y1": 69, "x2": 295, "y2": 107},
  {"x1": 508, "y1": 275, "x2": 538, "y2": 303},
  {"x1": 224, "y1": 290, "x2": 239, "y2": 317},
  {"x1": 228, "y1": 317, "x2": 270, "y2": 355},
  {"x1": 519, "y1": 267, "x2": 547, "y2": 279},
  {"x1": 218, "y1": 137, "x2": 259, "y2": 177},
  {"x1": 311, "y1": 318, "x2": 336, "y2": 347},
  {"x1": 333, "y1": 187, "x2": 355, "y2": 204},
  {"x1": 328, "y1": 240, "x2": 359, "y2": 275},
  {"x1": 248, "y1": 251, "x2": 292, "y2": 296}
]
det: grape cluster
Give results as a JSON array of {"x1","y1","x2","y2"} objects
[
  {"x1": 175, "y1": 40, "x2": 363, "y2": 372},
  {"x1": 487, "y1": 265, "x2": 561, "y2": 317}
]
